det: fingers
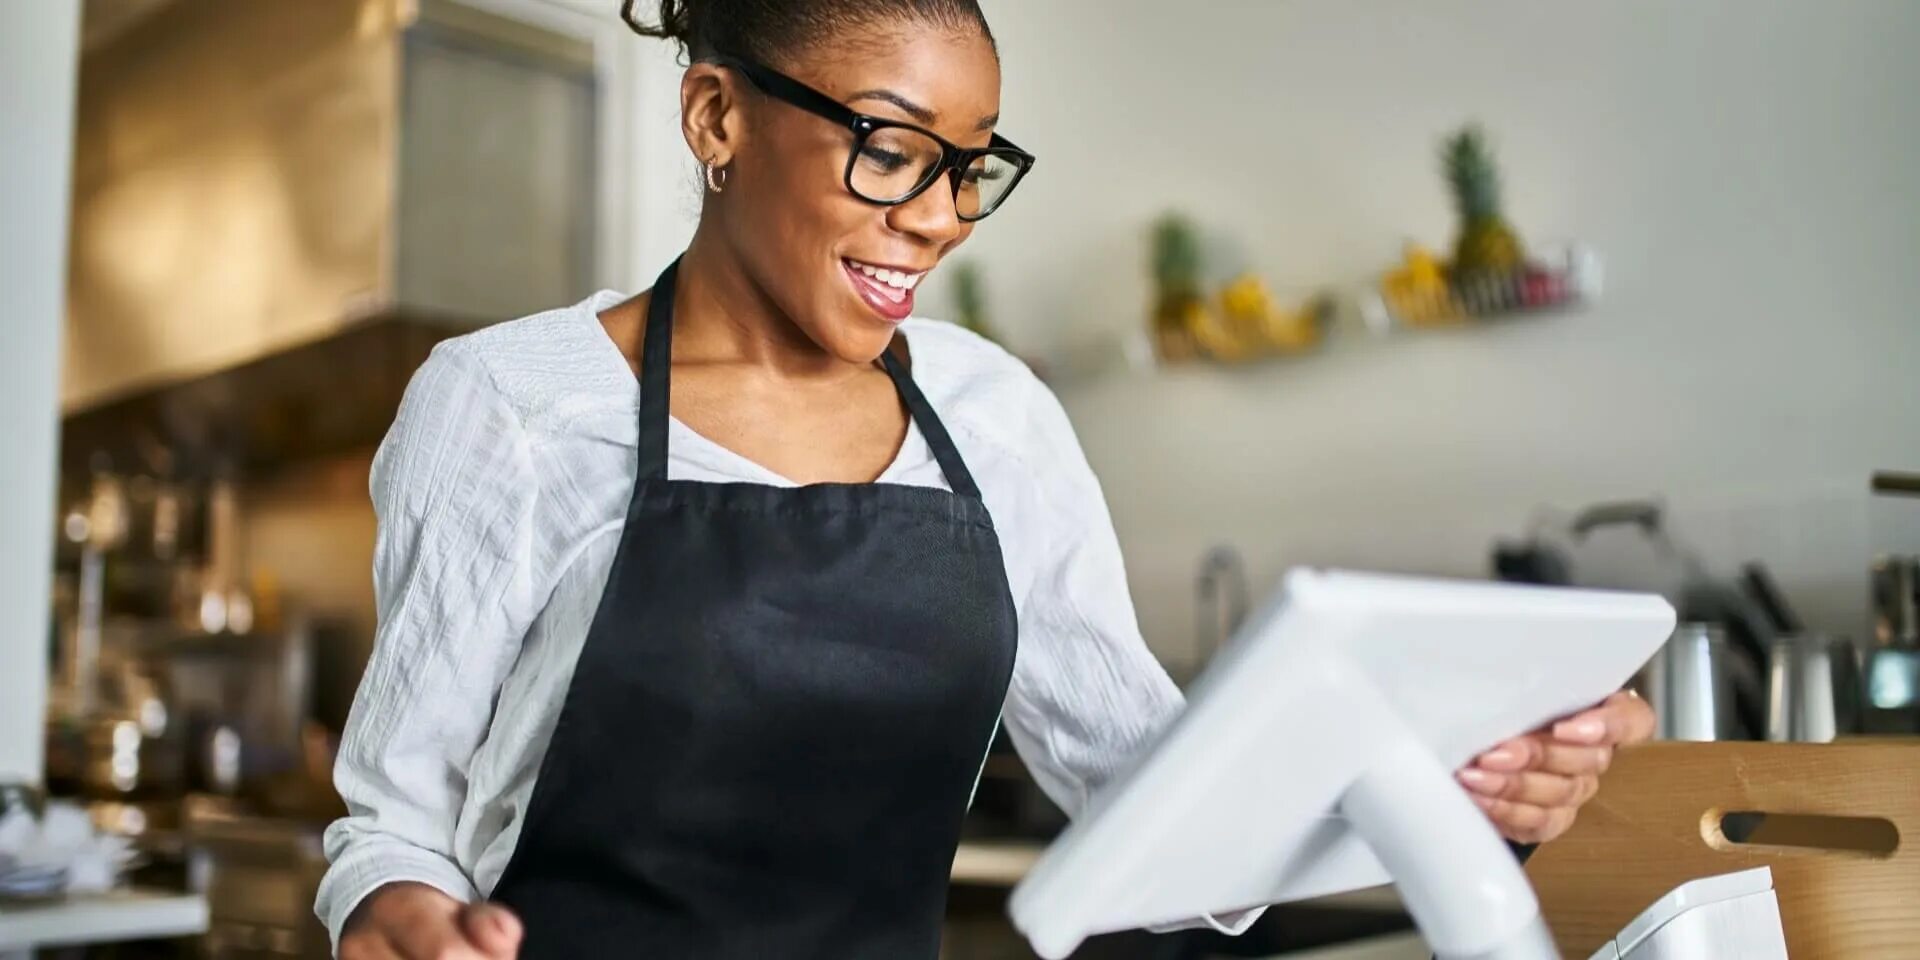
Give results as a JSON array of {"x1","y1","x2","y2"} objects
[
  {"x1": 1472, "y1": 735, "x2": 1612, "y2": 777},
  {"x1": 390, "y1": 926, "x2": 486, "y2": 960},
  {"x1": 339, "y1": 933, "x2": 405, "y2": 960},
  {"x1": 343, "y1": 883, "x2": 515, "y2": 960},
  {"x1": 1609, "y1": 689, "x2": 1657, "y2": 743},
  {"x1": 1459, "y1": 768, "x2": 1600, "y2": 809},
  {"x1": 1552, "y1": 690, "x2": 1656, "y2": 746},
  {"x1": 462, "y1": 903, "x2": 524, "y2": 958},
  {"x1": 1460, "y1": 764, "x2": 1598, "y2": 845},
  {"x1": 389, "y1": 907, "x2": 508, "y2": 960},
  {"x1": 1473, "y1": 795, "x2": 1579, "y2": 845},
  {"x1": 1471, "y1": 735, "x2": 1541, "y2": 772}
]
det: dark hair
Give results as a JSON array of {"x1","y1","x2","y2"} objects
[{"x1": 622, "y1": 0, "x2": 995, "y2": 66}]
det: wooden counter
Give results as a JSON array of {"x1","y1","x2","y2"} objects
[{"x1": 1528, "y1": 740, "x2": 1920, "y2": 959}]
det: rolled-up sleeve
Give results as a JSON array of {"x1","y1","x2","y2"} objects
[
  {"x1": 315, "y1": 342, "x2": 540, "y2": 949},
  {"x1": 999, "y1": 381, "x2": 1264, "y2": 936}
]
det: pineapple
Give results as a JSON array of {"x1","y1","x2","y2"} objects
[
  {"x1": 1442, "y1": 125, "x2": 1526, "y2": 278},
  {"x1": 1149, "y1": 214, "x2": 1206, "y2": 361}
]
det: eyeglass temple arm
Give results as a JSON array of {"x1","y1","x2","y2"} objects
[{"x1": 712, "y1": 56, "x2": 861, "y2": 129}]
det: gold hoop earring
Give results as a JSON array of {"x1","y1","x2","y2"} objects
[{"x1": 704, "y1": 158, "x2": 728, "y2": 194}]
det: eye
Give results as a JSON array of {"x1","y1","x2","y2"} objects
[
  {"x1": 858, "y1": 144, "x2": 912, "y2": 174},
  {"x1": 961, "y1": 165, "x2": 1009, "y2": 187}
]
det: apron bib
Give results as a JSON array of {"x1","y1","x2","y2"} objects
[{"x1": 490, "y1": 258, "x2": 1020, "y2": 959}]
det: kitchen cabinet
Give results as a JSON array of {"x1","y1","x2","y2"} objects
[{"x1": 64, "y1": 0, "x2": 596, "y2": 413}]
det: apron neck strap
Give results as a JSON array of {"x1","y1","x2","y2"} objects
[
  {"x1": 634, "y1": 255, "x2": 982, "y2": 500},
  {"x1": 879, "y1": 349, "x2": 981, "y2": 500},
  {"x1": 634, "y1": 258, "x2": 679, "y2": 481}
]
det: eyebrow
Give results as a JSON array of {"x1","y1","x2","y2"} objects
[{"x1": 847, "y1": 88, "x2": 999, "y2": 132}]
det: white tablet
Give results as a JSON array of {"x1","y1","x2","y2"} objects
[{"x1": 1009, "y1": 569, "x2": 1675, "y2": 959}]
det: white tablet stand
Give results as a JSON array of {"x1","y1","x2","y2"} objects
[{"x1": 1009, "y1": 570, "x2": 1676, "y2": 960}]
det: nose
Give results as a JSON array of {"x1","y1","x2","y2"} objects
[{"x1": 884, "y1": 175, "x2": 966, "y2": 247}]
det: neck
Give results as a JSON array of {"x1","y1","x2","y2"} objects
[{"x1": 667, "y1": 225, "x2": 863, "y2": 382}]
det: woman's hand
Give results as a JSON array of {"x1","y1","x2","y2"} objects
[
  {"x1": 339, "y1": 882, "x2": 522, "y2": 960},
  {"x1": 1456, "y1": 690, "x2": 1656, "y2": 845}
]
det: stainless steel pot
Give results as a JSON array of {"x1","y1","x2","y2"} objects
[
  {"x1": 1640, "y1": 623, "x2": 1734, "y2": 741},
  {"x1": 1766, "y1": 634, "x2": 1863, "y2": 743}
]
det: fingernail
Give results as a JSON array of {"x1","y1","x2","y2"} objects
[
  {"x1": 1471, "y1": 794, "x2": 1495, "y2": 811},
  {"x1": 1481, "y1": 747, "x2": 1519, "y2": 767},
  {"x1": 1457, "y1": 768, "x2": 1497, "y2": 792},
  {"x1": 1556, "y1": 718, "x2": 1606, "y2": 742}
]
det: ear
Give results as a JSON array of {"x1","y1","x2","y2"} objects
[{"x1": 681, "y1": 63, "x2": 746, "y2": 170}]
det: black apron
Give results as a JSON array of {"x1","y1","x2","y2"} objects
[{"x1": 490, "y1": 258, "x2": 1020, "y2": 959}]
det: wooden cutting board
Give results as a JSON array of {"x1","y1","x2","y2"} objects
[{"x1": 1527, "y1": 740, "x2": 1920, "y2": 959}]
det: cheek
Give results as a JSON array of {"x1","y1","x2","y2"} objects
[{"x1": 732, "y1": 176, "x2": 846, "y2": 284}]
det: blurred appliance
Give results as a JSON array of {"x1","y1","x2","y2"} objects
[
  {"x1": 1764, "y1": 633, "x2": 1862, "y2": 743},
  {"x1": 47, "y1": 440, "x2": 317, "y2": 804},
  {"x1": 46, "y1": 623, "x2": 318, "y2": 803},
  {"x1": 1865, "y1": 554, "x2": 1920, "y2": 734},
  {"x1": 1493, "y1": 500, "x2": 1773, "y2": 739},
  {"x1": 1865, "y1": 473, "x2": 1920, "y2": 733},
  {"x1": 1640, "y1": 623, "x2": 1733, "y2": 741},
  {"x1": 62, "y1": 0, "x2": 599, "y2": 473},
  {"x1": 1871, "y1": 554, "x2": 1918, "y2": 647},
  {"x1": 184, "y1": 801, "x2": 332, "y2": 959}
]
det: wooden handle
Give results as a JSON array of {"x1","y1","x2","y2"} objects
[
  {"x1": 1872, "y1": 471, "x2": 1920, "y2": 497},
  {"x1": 1527, "y1": 741, "x2": 1920, "y2": 958}
]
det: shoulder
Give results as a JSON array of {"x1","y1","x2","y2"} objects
[
  {"x1": 378, "y1": 292, "x2": 625, "y2": 485},
  {"x1": 900, "y1": 316, "x2": 1029, "y2": 380},
  {"x1": 901, "y1": 318, "x2": 1084, "y2": 481},
  {"x1": 416, "y1": 291, "x2": 634, "y2": 434},
  {"x1": 901, "y1": 318, "x2": 1043, "y2": 430}
]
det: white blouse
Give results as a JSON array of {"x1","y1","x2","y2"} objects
[{"x1": 315, "y1": 291, "x2": 1258, "y2": 947}]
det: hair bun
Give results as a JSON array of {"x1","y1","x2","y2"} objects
[
  {"x1": 621, "y1": 0, "x2": 700, "y2": 58},
  {"x1": 619, "y1": 0, "x2": 991, "y2": 68}
]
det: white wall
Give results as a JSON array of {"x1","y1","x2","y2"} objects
[
  {"x1": 607, "y1": 0, "x2": 1920, "y2": 670},
  {"x1": 943, "y1": 0, "x2": 1920, "y2": 670},
  {"x1": 0, "y1": 2, "x2": 81, "y2": 781}
]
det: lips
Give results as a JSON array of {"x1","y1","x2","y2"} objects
[{"x1": 842, "y1": 258, "x2": 926, "y2": 323}]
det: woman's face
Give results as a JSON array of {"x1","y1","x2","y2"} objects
[{"x1": 717, "y1": 24, "x2": 1003, "y2": 363}]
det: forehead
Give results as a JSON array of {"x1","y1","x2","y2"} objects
[{"x1": 781, "y1": 24, "x2": 1002, "y2": 133}]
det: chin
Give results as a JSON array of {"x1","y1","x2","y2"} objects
[
  {"x1": 800, "y1": 288, "x2": 900, "y2": 364},
  {"x1": 818, "y1": 321, "x2": 897, "y2": 365}
]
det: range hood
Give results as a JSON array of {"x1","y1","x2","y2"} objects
[{"x1": 63, "y1": 0, "x2": 598, "y2": 475}]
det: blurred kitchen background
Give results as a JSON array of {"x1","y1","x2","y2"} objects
[{"x1": 2, "y1": 1, "x2": 1917, "y2": 958}]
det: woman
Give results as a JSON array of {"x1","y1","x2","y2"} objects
[{"x1": 319, "y1": 1, "x2": 1654, "y2": 957}]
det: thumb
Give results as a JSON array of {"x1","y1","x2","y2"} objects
[{"x1": 460, "y1": 902, "x2": 523, "y2": 957}]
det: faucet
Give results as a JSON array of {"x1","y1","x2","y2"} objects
[{"x1": 1195, "y1": 545, "x2": 1250, "y2": 667}]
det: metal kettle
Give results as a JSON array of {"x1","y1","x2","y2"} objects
[
  {"x1": 1766, "y1": 634, "x2": 1864, "y2": 743},
  {"x1": 1640, "y1": 623, "x2": 1735, "y2": 741}
]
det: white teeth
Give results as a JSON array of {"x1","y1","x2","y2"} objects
[{"x1": 848, "y1": 260, "x2": 925, "y2": 291}]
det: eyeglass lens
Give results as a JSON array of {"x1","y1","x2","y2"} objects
[{"x1": 851, "y1": 126, "x2": 1023, "y2": 219}]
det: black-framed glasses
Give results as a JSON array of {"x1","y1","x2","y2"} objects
[{"x1": 714, "y1": 55, "x2": 1035, "y2": 222}]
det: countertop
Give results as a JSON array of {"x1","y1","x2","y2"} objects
[
  {"x1": 1266, "y1": 933, "x2": 1427, "y2": 959},
  {"x1": 0, "y1": 889, "x2": 208, "y2": 952},
  {"x1": 950, "y1": 839, "x2": 1406, "y2": 912}
]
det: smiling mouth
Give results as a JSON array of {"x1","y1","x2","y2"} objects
[{"x1": 842, "y1": 258, "x2": 928, "y2": 322}]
